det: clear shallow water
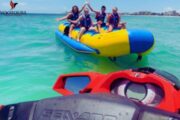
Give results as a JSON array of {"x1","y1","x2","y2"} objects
[{"x1": 0, "y1": 14, "x2": 179, "y2": 104}]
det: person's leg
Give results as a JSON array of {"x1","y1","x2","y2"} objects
[
  {"x1": 77, "y1": 27, "x2": 86, "y2": 42},
  {"x1": 68, "y1": 24, "x2": 75, "y2": 37},
  {"x1": 137, "y1": 53, "x2": 142, "y2": 62},
  {"x1": 107, "y1": 24, "x2": 113, "y2": 32},
  {"x1": 97, "y1": 21, "x2": 102, "y2": 32},
  {"x1": 97, "y1": 24, "x2": 101, "y2": 32},
  {"x1": 89, "y1": 26, "x2": 98, "y2": 32},
  {"x1": 118, "y1": 23, "x2": 126, "y2": 29}
]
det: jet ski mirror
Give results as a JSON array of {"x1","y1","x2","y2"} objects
[
  {"x1": 53, "y1": 72, "x2": 103, "y2": 95},
  {"x1": 65, "y1": 76, "x2": 90, "y2": 94}
]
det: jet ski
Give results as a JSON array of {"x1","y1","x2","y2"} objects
[
  {"x1": 0, "y1": 67, "x2": 180, "y2": 120},
  {"x1": 0, "y1": 94, "x2": 180, "y2": 120},
  {"x1": 53, "y1": 67, "x2": 180, "y2": 113}
]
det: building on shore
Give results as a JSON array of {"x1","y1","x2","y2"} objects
[{"x1": 122, "y1": 10, "x2": 180, "y2": 16}]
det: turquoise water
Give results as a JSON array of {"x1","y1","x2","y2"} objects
[{"x1": 0, "y1": 14, "x2": 179, "y2": 105}]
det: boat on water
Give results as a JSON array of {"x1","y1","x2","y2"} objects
[{"x1": 56, "y1": 23, "x2": 155, "y2": 59}]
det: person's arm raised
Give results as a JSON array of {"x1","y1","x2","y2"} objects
[
  {"x1": 87, "y1": 3, "x2": 98, "y2": 13},
  {"x1": 79, "y1": 4, "x2": 86, "y2": 13}
]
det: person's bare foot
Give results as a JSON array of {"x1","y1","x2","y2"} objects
[{"x1": 68, "y1": 34, "x2": 72, "y2": 38}]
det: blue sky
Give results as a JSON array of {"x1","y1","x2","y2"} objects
[{"x1": 0, "y1": 0, "x2": 180, "y2": 13}]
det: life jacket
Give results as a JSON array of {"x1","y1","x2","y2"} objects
[
  {"x1": 96, "y1": 12, "x2": 106, "y2": 23},
  {"x1": 69, "y1": 12, "x2": 79, "y2": 21},
  {"x1": 109, "y1": 13, "x2": 120, "y2": 27},
  {"x1": 80, "y1": 14, "x2": 92, "y2": 28}
]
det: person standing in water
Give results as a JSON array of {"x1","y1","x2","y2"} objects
[
  {"x1": 68, "y1": 8, "x2": 97, "y2": 42},
  {"x1": 56, "y1": 5, "x2": 86, "y2": 37},
  {"x1": 107, "y1": 7, "x2": 126, "y2": 32},
  {"x1": 87, "y1": 4, "x2": 107, "y2": 32}
]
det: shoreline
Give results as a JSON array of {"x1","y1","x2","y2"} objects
[
  {"x1": 1, "y1": 14, "x2": 180, "y2": 18},
  {"x1": 122, "y1": 14, "x2": 180, "y2": 17},
  {"x1": 0, "y1": 12, "x2": 180, "y2": 17}
]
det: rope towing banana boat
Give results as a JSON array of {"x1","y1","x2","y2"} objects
[{"x1": 56, "y1": 23, "x2": 155, "y2": 60}]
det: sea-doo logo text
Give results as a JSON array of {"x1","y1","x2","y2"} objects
[{"x1": 38, "y1": 109, "x2": 131, "y2": 120}]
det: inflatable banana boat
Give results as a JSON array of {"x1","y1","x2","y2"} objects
[{"x1": 55, "y1": 23, "x2": 155, "y2": 57}]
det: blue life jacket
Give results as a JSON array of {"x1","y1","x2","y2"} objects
[
  {"x1": 96, "y1": 12, "x2": 106, "y2": 23},
  {"x1": 69, "y1": 12, "x2": 79, "y2": 20},
  {"x1": 109, "y1": 13, "x2": 120, "y2": 27},
  {"x1": 80, "y1": 14, "x2": 92, "y2": 28}
]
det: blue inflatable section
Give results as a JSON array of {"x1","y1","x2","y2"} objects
[
  {"x1": 55, "y1": 30, "x2": 97, "y2": 54},
  {"x1": 128, "y1": 29, "x2": 154, "y2": 53}
]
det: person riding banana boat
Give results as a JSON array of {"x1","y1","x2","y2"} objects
[
  {"x1": 107, "y1": 7, "x2": 126, "y2": 32},
  {"x1": 56, "y1": 4, "x2": 86, "y2": 37},
  {"x1": 68, "y1": 8, "x2": 97, "y2": 41},
  {"x1": 55, "y1": 5, "x2": 154, "y2": 61},
  {"x1": 87, "y1": 4, "x2": 107, "y2": 32}
]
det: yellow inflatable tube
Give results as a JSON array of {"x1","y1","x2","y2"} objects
[{"x1": 57, "y1": 23, "x2": 155, "y2": 57}]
